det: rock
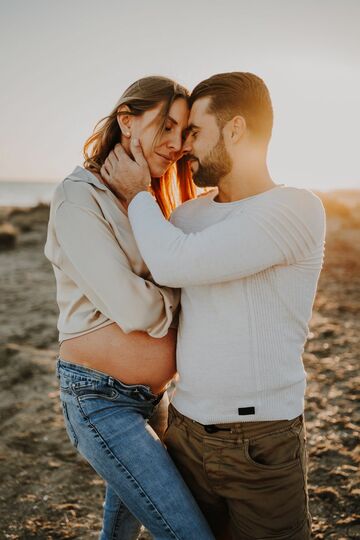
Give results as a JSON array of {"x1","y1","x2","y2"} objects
[
  {"x1": 8, "y1": 203, "x2": 50, "y2": 232},
  {"x1": 0, "y1": 222, "x2": 18, "y2": 250}
]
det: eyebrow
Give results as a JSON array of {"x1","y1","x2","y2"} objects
[
  {"x1": 168, "y1": 115, "x2": 179, "y2": 126},
  {"x1": 187, "y1": 123, "x2": 201, "y2": 131}
]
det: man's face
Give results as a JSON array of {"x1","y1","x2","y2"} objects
[{"x1": 183, "y1": 97, "x2": 232, "y2": 187}]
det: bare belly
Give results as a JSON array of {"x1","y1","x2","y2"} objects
[{"x1": 59, "y1": 323, "x2": 177, "y2": 394}]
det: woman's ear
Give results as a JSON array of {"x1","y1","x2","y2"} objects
[{"x1": 117, "y1": 105, "x2": 132, "y2": 138}]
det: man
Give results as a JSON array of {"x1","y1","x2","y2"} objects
[{"x1": 101, "y1": 72, "x2": 325, "y2": 539}]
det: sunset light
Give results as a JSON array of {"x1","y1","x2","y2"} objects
[{"x1": 0, "y1": 2, "x2": 359, "y2": 538}]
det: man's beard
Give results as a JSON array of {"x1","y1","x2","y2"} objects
[{"x1": 191, "y1": 133, "x2": 232, "y2": 188}]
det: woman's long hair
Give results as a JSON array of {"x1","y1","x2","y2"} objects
[{"x1": 83, "y1": 76, "x2": 196, "y2": 218}]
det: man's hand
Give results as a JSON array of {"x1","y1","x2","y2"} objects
[{"x1": 101, "y1": 139, "x2": 151, "y2": 204}]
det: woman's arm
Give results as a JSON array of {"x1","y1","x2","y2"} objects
[{"x1": 54, "y1": 200, "x2": 179, "y2": 337}]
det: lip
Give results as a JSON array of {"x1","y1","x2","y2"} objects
[
  {"x1": 156, "y1": 152, "x2": 173, "y2": 163},
  {"x1": 188, "y1": 158, "x2": 199, "y2": 169}
]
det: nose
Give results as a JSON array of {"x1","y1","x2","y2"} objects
[
  {"x1": 167, "y1": 132, "x2": 183, "y2": 154},
  {"x1": 181, "y1": 133, "x2": 192, "y2": 155}
]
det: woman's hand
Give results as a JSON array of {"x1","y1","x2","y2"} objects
[{"x1": 101, "y1": 139, "x2": 151, "y2": 203}]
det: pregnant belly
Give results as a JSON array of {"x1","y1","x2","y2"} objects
[{"x1": 59, "y1": 323, "x2": 177, "y2": 394}]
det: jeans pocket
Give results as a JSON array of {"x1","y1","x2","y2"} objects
[
  {"x1": 59, "y1": 375, "x2": 75, "y2": 395},
  {"x1": 71, "y1": 380, "x2": 119, "y2": 401},
  {"x1": 61, "y1": 400, "x2": 79, "y2": 449}
]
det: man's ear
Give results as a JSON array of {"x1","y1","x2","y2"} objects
[
  {"x1": 117, "y1": 105, "x2": 133, "y2": 138},
  {"x1": 229, "y1": 115, "x2": 246, "y2": 143}
]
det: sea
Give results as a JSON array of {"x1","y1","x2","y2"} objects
[{"x1": 0, "y1": 180, "x2": 58, "y2": 207}]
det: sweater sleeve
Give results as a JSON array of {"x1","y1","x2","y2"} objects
[
  {"x1": 54, "y1": 200, "x2": 179, "y2": 337},
  {"x1": 128, "y1": 191, "x2": 325, "y2": 287}
]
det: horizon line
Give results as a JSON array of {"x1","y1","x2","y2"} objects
[{"x1": 1, "y1": 177, "x2": 359, "y2": 193}]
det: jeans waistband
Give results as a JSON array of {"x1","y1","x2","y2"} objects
[
  {"x1": 56, "y1": 357, "x2": 163, "y2": 404},
  {"x1": 169, "y1": 404, "x2": 303, "y2": 440}
]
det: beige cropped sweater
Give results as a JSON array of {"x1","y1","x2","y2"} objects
[{"x1": 44, "y1": 166, "x2": 179, "y2": 343}]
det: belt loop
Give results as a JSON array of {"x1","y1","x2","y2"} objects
[{"x1": 107, "y1": 376, "x2": 114, "y2": 387}]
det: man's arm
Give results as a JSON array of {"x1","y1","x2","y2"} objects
[
  {"x1": 100, "y1": 141, "x2": 325, "y2": 288},
  {"x1": 126, "y1": 190, "x2": 325, "y2": 288}
]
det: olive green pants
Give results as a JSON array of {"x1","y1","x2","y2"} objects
[{"x1": 164, "y1": 404, "x2": 311, "y2": 540}]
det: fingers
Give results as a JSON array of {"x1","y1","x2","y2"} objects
[
  {"x1": 100, "y1": 154, "x2": 114, "y2": 180},
  {"x1": 113, "y1": 143, "x2": 127, "y2": 161},
  {"x1": 107, "y1": 150, "x2": 118, "y2": 169},
  {"x1": 130, "y1": 138, "x2": 147, "y2": 167},
  {"x1": 112, "y1": 140, "x2": 146, "y2": 169},
  {"x1": 100, "y1": 163, "x2": 110, "y2": 182}
]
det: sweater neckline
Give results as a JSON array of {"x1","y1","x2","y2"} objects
[{"x1": 209, "y1": 184, "x2": 286, "y2": 207}]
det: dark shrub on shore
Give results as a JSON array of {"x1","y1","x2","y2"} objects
[
  {"x1": 0, "y1": 223, "x2": 18, "y2": 250},
  {"x1": 8, "y1": 203, "x2": 50, "y2": 232}
]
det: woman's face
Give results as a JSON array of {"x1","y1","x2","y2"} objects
[{"x1": 122, "y1": 98, "x2": 189, "y2": 178}]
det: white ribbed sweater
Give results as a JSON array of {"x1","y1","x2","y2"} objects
[{"x1": 128, "y1": 186, "x2": 326, "y2": 423}]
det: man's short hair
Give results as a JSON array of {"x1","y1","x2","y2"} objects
[{"x1": 190, "y1": 72, "x2": 273, "y2": 143}]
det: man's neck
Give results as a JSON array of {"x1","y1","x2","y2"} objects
[{"x1": 215, "y1": 161, "x2": 275, "y2": 203}]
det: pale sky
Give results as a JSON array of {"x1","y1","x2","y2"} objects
[{"x1": 1, "y1": 0, "x2": 359, "y2": 190}]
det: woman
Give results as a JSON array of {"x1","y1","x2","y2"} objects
[{"x1": 44, "y1": 76, "x2": 214, "y2": 540}]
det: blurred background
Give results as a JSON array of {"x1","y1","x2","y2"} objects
[{"x1": 0, "y1": 1, "x2": 359, "y2": 538}]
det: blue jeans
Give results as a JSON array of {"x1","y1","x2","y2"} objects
[{"x1": 56, "y1": 358, "x2": 214, "y2": 540}]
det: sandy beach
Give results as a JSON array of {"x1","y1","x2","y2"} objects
[{"x1": 0, "y1": 193, "x2": 359, "y2": 539}]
